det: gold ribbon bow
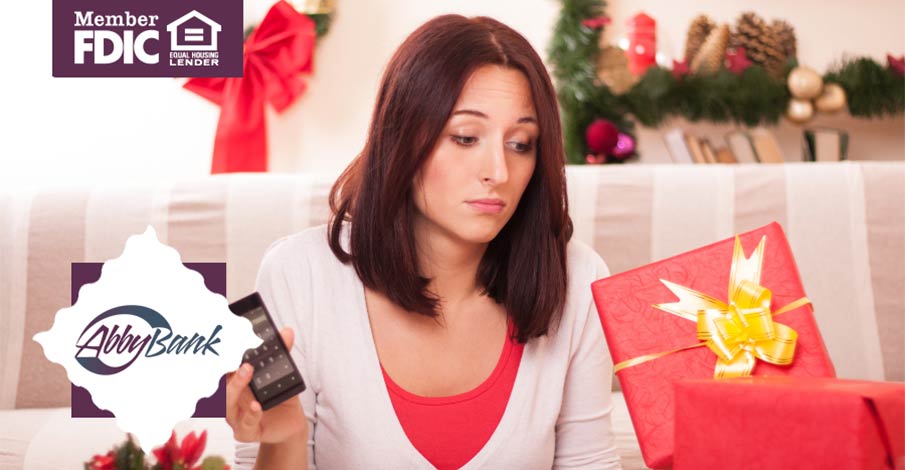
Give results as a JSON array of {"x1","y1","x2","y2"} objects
[{"x1": 614, "y1": 235, "x2": 810, "y2": 379}]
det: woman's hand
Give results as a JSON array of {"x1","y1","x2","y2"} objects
[{"x1": 226, "y1": 327, "x2": 308, "y2": 444}]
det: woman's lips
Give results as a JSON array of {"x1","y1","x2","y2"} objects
[{"x1": 465, "y1": 199, "x2": 505, "y2": 214}]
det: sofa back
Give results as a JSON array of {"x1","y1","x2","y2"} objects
[{"x1": 1, "y1": 162, "x2": 902, "y2": 409}]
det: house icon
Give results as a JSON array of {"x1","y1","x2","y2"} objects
[{"x1": 166, "y1": 10, "x2": 221, "y2": 52}]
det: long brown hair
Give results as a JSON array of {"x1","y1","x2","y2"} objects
[{"x1": 328, "y1": 14, "x2": 572, "y2": 343}]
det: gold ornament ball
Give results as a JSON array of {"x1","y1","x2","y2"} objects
[
  {"x1": 787, "y1": 67, "x2": 824, "y2": 100},
  {"x1": 292, "y1": 0, "x2": 333, "y2": 14},
  {"x1": 786, "y1": 98, "x2": 815, "y2": 123},
  {"x1": 815, "y1": 83, "x2": 847, "y2": 113}
]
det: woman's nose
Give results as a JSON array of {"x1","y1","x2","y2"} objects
[{"x1": 480, "y1": 142, "x2": 509, "y2": 185}]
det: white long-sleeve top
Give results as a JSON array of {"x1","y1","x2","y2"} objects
[{"x1": 234, "y1": 224, "x2": 622, "y2": 469}]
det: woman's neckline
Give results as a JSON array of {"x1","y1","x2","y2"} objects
[{"x1": 378, "y1": 317, "x2": 519, "y2": 406}]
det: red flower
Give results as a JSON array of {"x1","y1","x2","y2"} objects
[
  {"x1": 725, "y1": 46, "x2": 752, "y2": 75},
  {"x1": 888, "y1": 54, "x2": 905, "y2": 76},
  {"x1": 581, "y1": 16, "x2": 611, "y2": 29},
  {"x1": 152, "y1": 432, "x2": 179, "y2": 470},
  {"x1": 87, "y1": 450, "x2": 116, "y2": 470},
  {"x1": 152, "y1": 430, "x2": 209, "y2": 470},
  {"x1": 671, "y1": 59, "x2": 690, "y2": 79},
  {"x1": 181, "y1": 430, "x2": 207, "y2": 468}
]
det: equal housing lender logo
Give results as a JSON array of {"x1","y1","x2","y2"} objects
[{"x1": 52, "y1": 0, "x2": 242, "y2": 77}]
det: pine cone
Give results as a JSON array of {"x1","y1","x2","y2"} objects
[
  {"x1": 771, "y1": 19, "x2": 797, "y2": 60},
  {"x1": 730, "y1": 11, "x2": 787, "y2": 79},
  {"x1": 685, "y1": 15, "x2": 715, "y2": 63},
  {"x1": 729, "y1": 12, "x2": 767, "y2": 58},
  {"x1": 691, "y1": 24, "x2": 730, "y2": 74},
  {"x1": 759, "y1": 33, "x2": 788, "y2": 79}
]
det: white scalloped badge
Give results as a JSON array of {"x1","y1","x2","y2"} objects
[{"x1": 33, "y1": 225, "x2": 261, "y2": 452}]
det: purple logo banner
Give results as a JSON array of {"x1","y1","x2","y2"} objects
[{"x1": 53, "y1": 0, "x2": 243, "y2": 77}]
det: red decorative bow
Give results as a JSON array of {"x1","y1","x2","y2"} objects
[{"x1": 184, "y1": 1, "x2": 316, "y2": 173}]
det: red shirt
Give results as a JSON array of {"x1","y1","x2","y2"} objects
[{"x1": 380, "y1": 320, "x2": 525, "y2": 469}]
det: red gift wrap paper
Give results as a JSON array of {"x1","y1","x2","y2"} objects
[{"x1": 674, "y1": 376, "x2": 905, "y2": 470}]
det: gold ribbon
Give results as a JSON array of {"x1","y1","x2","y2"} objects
[{"x1": 614, "y1": 235, "x2": 811, "y2": 379}]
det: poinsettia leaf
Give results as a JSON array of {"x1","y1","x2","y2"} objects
[
  {"x1": 184, "y1": 430, "x2": 207, "y2": 466},
  {"x1": 180, "y1": 432, "x2": 197, "y2": 458}
]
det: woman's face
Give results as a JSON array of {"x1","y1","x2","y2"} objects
[{"x1": 412, "y1": 65, "x2": 538, "y2": 247}]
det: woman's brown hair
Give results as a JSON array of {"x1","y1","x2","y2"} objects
[{"x1": 327, "y1": 14, "x2": 572, "y2": 343}]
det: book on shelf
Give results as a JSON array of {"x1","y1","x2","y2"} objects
[
  {"x1": 664, "y1": 128, "x2": 694, "y2": 163},
  {"x1": 803, "y1": 128, "x2": 849, "y2": 162},
  {"x1": 684, "y1": 134, "x2": 708, "y2": 164},
  {"x1": 749, "y1": 129, "x2": 785, "y2": 163},
  {"x1": 725, "y1": 131, "x2": 759, "y2": 163},
  {"x1": 700, "y1": 139, "x2": 719, "y2": 164},
  {"x1": 715, "y1": 146, "x2": 738, "y2": 164}
]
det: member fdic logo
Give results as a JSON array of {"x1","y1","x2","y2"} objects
[{"x1": 53, "y1": 0, "x2": 242, "y2": 77}]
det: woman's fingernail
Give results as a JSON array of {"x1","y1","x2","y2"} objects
[{"x1": 240, "y1": 364, "x2": 251, "y2": 378}]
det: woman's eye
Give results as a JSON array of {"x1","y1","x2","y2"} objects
[
  {"x1": 451, "y1": 135, "x2": 478, "y2": 146},
  {"x1": 510, "y1": 141, "x2": 535, "y2": 153}
]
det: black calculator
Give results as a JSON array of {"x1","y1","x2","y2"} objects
[{"x1": 229, "y1": 292, "x2": 306, "y2": 410}]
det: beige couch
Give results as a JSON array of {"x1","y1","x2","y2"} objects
[{"x1": 1, "y1": 162, "x2": 902, "y2": 469}]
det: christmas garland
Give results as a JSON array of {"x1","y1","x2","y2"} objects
[
  {"x1": 549, "y1": 0, "x2": 905, "y2": 164},
  {"x1": 244, "y1": 1, "x2": 333, "y2": 40}
]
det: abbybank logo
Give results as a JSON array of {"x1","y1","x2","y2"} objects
[
  {"x1": 53, "y1": 0, "x2": 241, "y2": 77},
  {"x1": 75, "y1": 305, "x2": 222, "y2": 375},
  {"x1": 33, "y1": 226, "x2": 261, "y2": 452}
]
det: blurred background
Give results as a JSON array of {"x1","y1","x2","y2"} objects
[{"x1": 2, "y1": 0, "x2": 903, "y2": 188}]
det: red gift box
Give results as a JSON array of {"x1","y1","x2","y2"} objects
[
  {"x1": 674, "y1": 376, "x2": 905, "y2": 470},
  {"x1": 591, "y1": 222, "x2": 836, "y2": 468}
]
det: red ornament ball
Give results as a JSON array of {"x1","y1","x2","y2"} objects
[
  {"x1": 585, "y1": 119, "x2": 619, "y2": 155},
  {"x1": 610, "y1": 133, "x2": 636, "y2": 160}
]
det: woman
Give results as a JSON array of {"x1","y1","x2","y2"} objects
[{"x1": 228, "y1": 14, "x2": 621, "y2": 470}]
